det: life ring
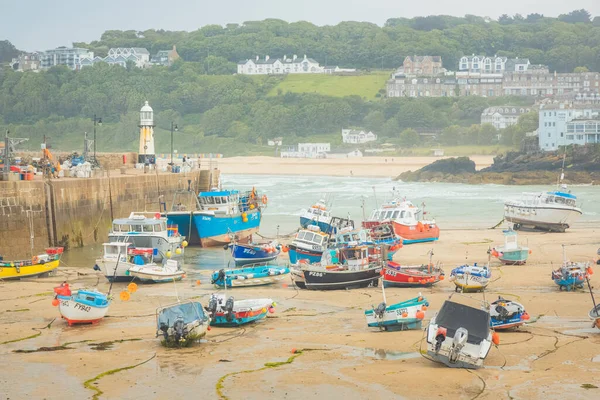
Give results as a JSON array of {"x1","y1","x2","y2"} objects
[
  {"x1": 32, "y1": 256, "x2": 39, "y2": 264},
  {"x1": 262, "y1": 195, "x2": 268, "y2": 205}
]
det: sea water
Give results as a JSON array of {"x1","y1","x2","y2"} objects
[{"x1": 62, "y1": 174, "x2": 600, "y2": 271}]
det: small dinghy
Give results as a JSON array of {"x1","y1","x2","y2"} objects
[
  {"x1": 585, "y1": 277, "x2": 600, "y2": 329},
  {"x1": 211, "y1": 264, "x2": 290, "y2": 288},
  {"x1": 491, "y1": 229, "x2": 530, "y2": 265},
  {"x1": 426, "y1": 295, "x2": 497, "y2": 369},
  {"x1": 206, "y1": 294, "x2": 275, "y2": 327},
  {"x1": 228, "y1": 240, "x2": 280, "y2": 266},
  {"x1": 449, "y1": 263, "x2": 491, "y2": 292},
  {"x1": 383, "y1": 250, "x2": 444, "y2": 287},
  {"x1": 53, "y1": 283, "x2": 110, "y2": 326},
  {"x1": 128, "y1": 259, "x2": 185, "y2": 283},
  {"x1": 365, "y1": 276, "x2": 428, "y2": 331},
  {"x1": 489, "y1": 297, "x2": 529, "y2": 330},
  {"x1": 156, "y1": 301, "x2": 210, "y2": 347}
]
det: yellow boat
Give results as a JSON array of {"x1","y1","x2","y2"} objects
[{"x1": 0, "y1": 248, "x2": 63, "y2": 280}]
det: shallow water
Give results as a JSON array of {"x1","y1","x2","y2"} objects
[{"x1": 61, "y1": 174, "x2": 600, "y2": 272}]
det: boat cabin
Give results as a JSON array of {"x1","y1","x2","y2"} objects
[
  {"x1": 519, "y1": 191, "x2": 578, "y2": 208},
  {"x1": 293, "y1": 225, "x2": 328, "y2": 249},
  {"x1": 102, "y1": 242, "x2": 155, "y2": 265},
  {"x1": 502, "y1": 229, "x2": 519, "y2": 251},
  {"x1": 338, "y1": 245, "x2": 371, "y2": 270},
  {"x1": 111, "y1": 213, "x2": 169, "y2": 235},
  {"x1": 368, "y1": 200, "x2": 421, "y2": 223},
  {"x1": 334, "y1": 228, "x2": 372, "y2": 246},
  {"x1": 370, "y1": 222, "x2": 396, "y2": 241},
  {"x1": 307, "y1": 200, "x2": 330, "y2": 218},
  {"x1": 198, "y1": 189, "x2": 258, "y2": 214}
]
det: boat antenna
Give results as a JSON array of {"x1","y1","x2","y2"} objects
[
  {"x1": 586, "y1": 276, "x2": 598, "y2": 328},
  {"x1": 428, "y1": 249, "x2": 433, "y2": 274},
  {"x1": 557, "y1": 151, "x2": 566, "y2": 189},
  {"x1": 372, "y1": 186, "x2": 379, "y2": 209},
  {"x1": 361, "y1": 197, "x2": 367, "y2": 223},
  {"x1": 381, "y1": 245, "x2": 388, "y2": 304},
  {"x1": 107, "y1": 247, "x2": 123, "y2": 297},
  {"x1": 562, "y1": 244, "x2": 566, "y2": 266}
]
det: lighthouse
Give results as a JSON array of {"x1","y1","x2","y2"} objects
[{"x1": 138, "y1": 101, "x2": 156, "y2": 164}]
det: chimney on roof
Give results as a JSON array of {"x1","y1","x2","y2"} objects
[
  {"x1": 303, "y1": 54, "x2": 307, "y2": 59},
  {"x1": 256, "y1": 55, "x2": 259, "y2": 61},
  {"x1": 172, "y1": 45, "x2": 177, "y2": 51},
  {"x1": 283, "y1": 54, "x2": 286, "y2": 61},
  {"x1": 266, "y1": 55, "x2": 269, "y2": 61},
  {"x1": 293, "y1": 55, "x2": 297, "y2": 60}
]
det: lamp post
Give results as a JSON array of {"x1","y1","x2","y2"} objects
[
  {"x1": 170, "y1": 121, "x2": 178, "y2": 165},
  {"x1": 92, "y1": 114, "x2": 102, "y2": 161}
]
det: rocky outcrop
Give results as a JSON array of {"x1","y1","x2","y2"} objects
[{"x1": 397, "y1": 146, "x2": 600, "y2": 185}]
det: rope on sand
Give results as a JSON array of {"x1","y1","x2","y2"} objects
[
  {"x1": 255, "y1": 228, "x2": 299, "y2": 240},
  {"x1": 489, "y1": 218, "x2": 505, "y2": 230}
]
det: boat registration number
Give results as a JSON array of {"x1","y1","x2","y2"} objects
[
  {"x1": 386, "y1": 270, "x2": 397, "y2": 277},
  {"x1": 395, "y1": 308, "x2": 408, "y2": 315},
  {"x1": 73, "y1": 303, "x2": 91, "y2": 312},
  {"x1": 308, "y1": 272, "x2": 324, "y2": 277},
  {"x1": 311, "y1": 245, "x2": 321, "y2": 250}
]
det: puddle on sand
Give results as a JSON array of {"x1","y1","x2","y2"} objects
[{"x1": 360, "y1": 348, "x2": 420, "y2": 361}]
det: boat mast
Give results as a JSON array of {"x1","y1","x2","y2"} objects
[
  {"x1": 557, "y1": 152, "x2": 566, "y2": 189},
  {"x1": 372, "y1": 186, "x2": 379, "y2": 210}
]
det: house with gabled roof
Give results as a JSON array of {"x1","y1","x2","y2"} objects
[{"x1": 237, "y1": 54, "x2": 326, "y2": 75}]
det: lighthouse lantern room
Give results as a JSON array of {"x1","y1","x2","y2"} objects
[{"x1": 138, "y1": 101, "x2": 156, "y2": 164}]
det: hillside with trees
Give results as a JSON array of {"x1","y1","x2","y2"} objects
[{"x1": 0, "y1": 10, "x2": 598, "y2": 154}]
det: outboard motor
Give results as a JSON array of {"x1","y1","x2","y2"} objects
[
  {"x1": 373, "y1": 302, "x2": 386, "y2": 319},
  {"x1": 434, "y1": 326, "x2": 447, "y2": 353},
  {"x1": 159, "y1": 320, "x2": 169, "y2": 341},
  {"x1": 212, "y1": 269, "x2": 226, "y2": 285},
  {"x1": 93, "y1": 264, "x2": 101, "y2": 271},
  {"x1": 207, "y1": 295, "x2": 218, "y2": 319},
  {"x1": 449, "y1": 327, "x2": 468, "y2": 364},
  {"x1": 224, "y1": 296, "x2": 235, "y2": 322},
  {"x1": 494, "y1": 304, "x2": 510, "y2": 320},
  {"x1": 173, "y1": 316, "x2": 188, "y2": 342}
]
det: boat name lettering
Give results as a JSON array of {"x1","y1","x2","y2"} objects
[
  {"x1": 308, "y1": 272, "x2": 324, "y2": 277},
  {"x1": 202, "y1": 217, "x2": 211, "y2": 221},
  {"x1": 386, "y1": 270, "x2": 397, "y2": 277},
  {"x1": 73, "y1": 303, "x2": 91, "y2": 312},
  {"x1": 243, "y1": 249, "x2": 257, "y2": 255},
  {"x1": 312, "y1": 245, "x2": 321, "y2": 250},
  {"x1": 395, "y1": 308, "x2": 408, "y2": 315}
]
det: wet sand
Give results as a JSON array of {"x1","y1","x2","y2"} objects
[
  {"x1": 1, "y1": 227, "x2": 600, "y2": 399},
  {"x1": 216, "y1": 156, "x2": 495, "y2": 177}
]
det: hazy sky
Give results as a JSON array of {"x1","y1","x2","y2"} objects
[{"x1": 2, "y1": 0, "x2": 599, "y2": 51}]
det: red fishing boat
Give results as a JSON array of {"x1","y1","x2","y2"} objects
[
  {"x1": 363, "y1": 195, "x2": 439, "y2": 244},
  {"x1": 382, "y1": 251, "x2": 444, "y2": 288}
]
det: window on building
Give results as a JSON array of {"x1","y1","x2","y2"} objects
[
  {"x1": 560, "y1": 133, "x2": 564, "y2": 137},
  {"x1": 577, "y1": 135, "x2": 584, "y2": 140},
  {"x1": 548, "y1": 133, "x2": 551, "y2": 137}
]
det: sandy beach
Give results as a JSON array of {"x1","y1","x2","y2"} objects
[
  {"x1": 2, "y1": 227, "x2": 600, "y2": 399},
  {"x1": 215, "y1": 156, "x2": 495, "y2": 177}
]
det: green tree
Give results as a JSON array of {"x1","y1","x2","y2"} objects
[
  {"x1": 478, "y1": 124, "x2": 498, "y2": 145},
  {"x1": 558, "y1": 9, "x2": 591, "y2": 23},
  {"x1": 399, "y1": 128, "x2": 420, "y2": 147},
  {"x1": 574, "y1": 66, "x2": 590, "y2": 73},
  {"x1": 440, "y1": 125, "x2": 461, "y2": 146}
]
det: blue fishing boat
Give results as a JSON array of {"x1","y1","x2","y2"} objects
[
  {"x1": 228, "y1": 241, "x2": 280, "y2": 266},
  {"x1": 211, "y1": 265, "x2": 290, "y2": 288},
  {"x1": 300, "y1": 199, "x2": 333, "y2": 233},
  {"x1": 53, "y1": 283, "x2": 110, "y2": 326},
  {"x1": 288, "y1": 225, "x2": 329, "y2": 264},
  {"x1": 489, "y1": 297, "x2": 529, "y2": 330},
  {"x1": 206, "y1": 294, "x2": 275, "y2": 327},
  {"x1": 165, "y1": 188, "x2": 265, "y2": 247},
  {"x1": 365, "y1": 292, "x2": 428, "y2": 331},
  {"x1": 551, "y1": 245, "x2": 592, "y2": 291}
]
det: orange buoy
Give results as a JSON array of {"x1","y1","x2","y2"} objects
[
  {"x1": 439, "y1": 275, "x2": 445, "y2": 281},
  {"x1": 120, "y1": 291, "x2": 131, "y2": 301},
  {"x1": 492, "y1": 331, "x2": 500, "y2": 345},
  {"x1": 401, "y1": 312, "x2": 408, "y2": 318},
  {"x1": 52, "y1": 298, "x2": 59, "y2": 307},
  {"x1": 528, "y1": 249, "x2": 532, "y2": 254},
  {"x1": 196, "y1": 280, "x2": 202, "y2": 285},
  {"x1": 282, "y1": 283, "x2": 288, "y2": 289},
  {"x1": 207, "y1": 326, "x2": 211, "y2": 331},
  {"x1": 127, "y1": 282, "x2": 138, "y2": 293},
  {"x1": 521, "y1": 312, "x2": 530, "y2": 321},
  {"x1": 262, "y1": 195, "x2": 268, "y2": 205},
  {"x1": 291, "y1": 348, "x2": 297, "y2": 354},
  {"x1": 268, "y1": 307, "x2": 275, "y2": 314},
  {"x1": 587, "y1": 267, "x2": 594, "y2": 275},
  {"x1": 416, "y1": 311, "x2": 425, "y2": 320},
  {"x1": 421, "y1": 305, "x2": 428, "y2": 311},
  {"x1": 408, "y1": 277, "x2": 415, "y2": 283}
]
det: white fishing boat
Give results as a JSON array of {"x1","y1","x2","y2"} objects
[
  {"x1": 300, "y1": 199, "x2": 333, "y2": 232},
  {"x1": 426, "y1": 295, "x2": 497, "y2": 369},
  {"x1": 504, "y1": 156, "x2": 582, "y2": 232},
  {"x1": 94, "y1": 242, "x2": 161, "y2": 282},
  {"x1": 449, "y1": 263, "x2": 492, "y2": 292},
  {"x1": 206, "y1": 294, "x2": 275, "y2": 327},
  {"x1": 128, "y1": 259, "x2": 185, "y2": 283},
  {"x1": 53, "y1": 283, "x2": 110, "y2": 326},
  {"x1": 109, "y1": 212, "x2": 187, "y2": 260},
  {"x1": 156, "y1": 301, "x2": 210, "y2": 346}
]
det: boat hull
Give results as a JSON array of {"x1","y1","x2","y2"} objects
[
  {"x1": 57, "y1": 297, "x2": 110, "y2": 326},
  {"x1": 496, "y1": 249, "x2": 529, "y2": 265},
  {"x1": 212, "y1": 266, "x2": 290, "y2": 288},
  {"x1": 164, "y1": 212, "x2": 198, "y2": 243},
  {"x1": 392, "y1": 221, "x2": 440, "y2": 244},
  {"x1": 231, "y1": 244, "x2": 280, "y2": 266},
  {"x1": 426, "y1": 321, "x2": 492, "y2": 369},
  {"x1": 365, "y1": 297, "x2": 428, "y2": 331},
  {"x1": 128, "y1": 270, "x2": 184, "y2": 283},
  {"x1": 504, "y1": 203, "x2": 582, "y2": 232},
  {"x1": 0, "y1": 259, "x2": 59, "y2": 280},
  {"x1": 193, "y1": 210, "x2": 261, "y2": 247},
  {"x1": 97, "y1": 259, "x2": 135, "y2": 282},
  {"x1": 302, "y1": 266, "x2": 381, "y2": 290},
  {"x1": 288, "y1": 244, "x2": 323, "y2": 264},
  {"x1": 382, "y1": 264, "x2": 443, "y2": 288},
  {"x1": 299, "y1": 217, "x2": 332, "y2": 233}
]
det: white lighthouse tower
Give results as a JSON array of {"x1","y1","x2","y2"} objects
[{"x1": 138, "y1": 101, "x2": 156, "y2": 164}]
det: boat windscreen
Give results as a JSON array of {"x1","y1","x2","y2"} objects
[
  {"x1": 158, "y1": 302, "x2": 205, "y2": 327},
  {"x1": 435, "y1": 301, "x2": 490, "y2": 344}
]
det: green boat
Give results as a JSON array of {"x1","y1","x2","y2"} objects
[{"x1": 492, "y1": 229, "x2": 530, "y2": 265}]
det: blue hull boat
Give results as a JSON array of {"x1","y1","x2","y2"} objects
[
  {"x1": 402, "y1": 237, "x2": 439, "y2": 245},
  {"x1": 288, "y1": 245, "x2": 323, "y2": 264},
  {"x1": 206, "y1": 294, "x2": 275, "y2": 327},
  {"x1": 489, "y1": 297, "x2": 529, "y2": 329},
  {"x1": 229, "y1": 242, "x2": 280, "y2": 266},
  {"x1": 211, "y1": 265, "x2": 290, "y2": 288},
  {"x1": 365, "y1": 295, "x2": 428, "y2": 331},
  {"x1": 299, "y1": 217, "x2": 332, "y2": 233}
]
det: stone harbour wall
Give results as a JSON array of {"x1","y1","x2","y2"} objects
[{"x1": 0, "y1": 168, "x2": 220, "y2": 259}]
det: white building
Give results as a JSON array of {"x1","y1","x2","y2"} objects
[
  {"x1": 341, "y1": 129, "x2": 377, "y2": 144},
  {"x1": 481, "y1": 106, "x2": 533, "y2": 130},
  {"x1": 80, "y1": 47, "x2": 150, "y2": 69},
  {"x1": 280, "y1": 143, "x2": 331, "y2": 158},
  {"x1": 538, "y1": 103, "x2": 600, "y2": 151},
  {"x1": 267, "y1": 137, "x2": 283, "y2": 146},
  {"x1": 237, "y1": 55, "x2": 324, "y2": 75},
  {"x1": 325, "y1": 150, "x2": 363, "y2": 158},
  {"x1": 40, "y1": 46, "x2": 94, "y2": 70},
  {"x1": 459, "y1": 55, "x2": 507, "y2": 74}
]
